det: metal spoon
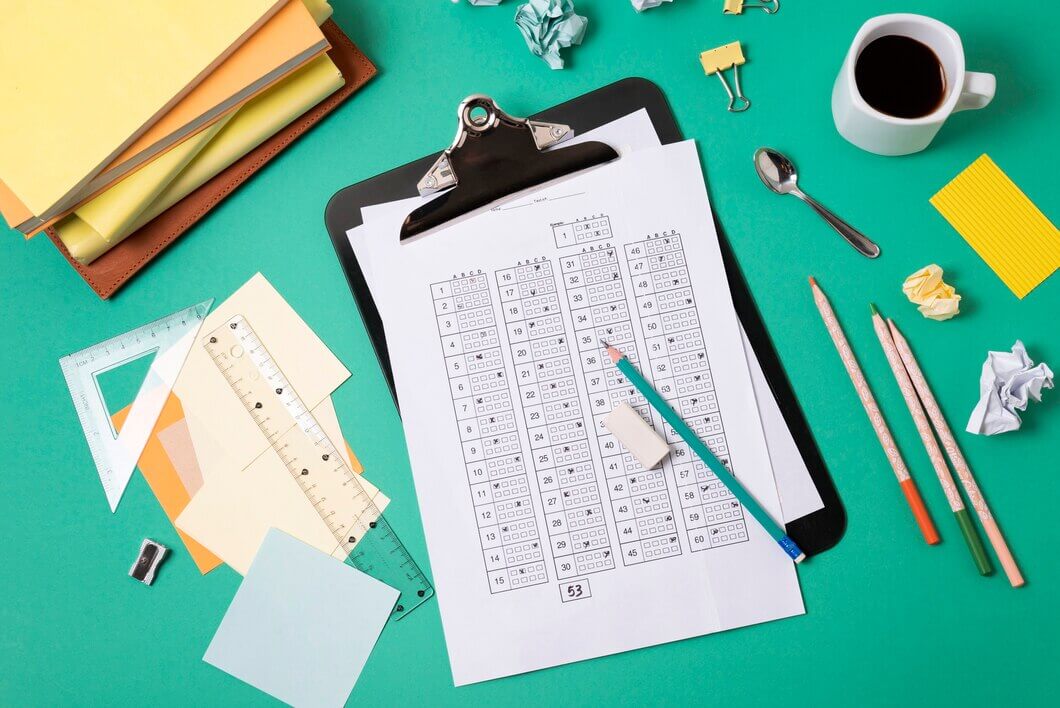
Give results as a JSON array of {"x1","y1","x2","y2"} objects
[{"x1": 754, "y1": 148, "x2": 880, "y2": 258}]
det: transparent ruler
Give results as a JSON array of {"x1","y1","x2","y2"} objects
[
  {"x1": 204, "y1": 315, "x2": 433, "y2": 619},
  {"x1": 60, "y1": 299, "x2": 213, "y2": 511}
]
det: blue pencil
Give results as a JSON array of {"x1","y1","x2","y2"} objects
[{"x1": 603, "y1": 341, "x2": 805, "y2": 563}]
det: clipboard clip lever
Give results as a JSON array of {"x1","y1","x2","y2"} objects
[{"x1": 402, "y1": 95, "x2": 619, "y2": 239}]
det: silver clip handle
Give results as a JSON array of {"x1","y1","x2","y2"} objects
[
  {"x1": 418, "y1": 95, "x2": 572, "y2": 196},
  {"x1": 715, "y1": 67, "x2": 751, "y2": 112}
]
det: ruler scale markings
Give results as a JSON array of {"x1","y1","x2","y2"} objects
[
  {"x1": 60, "y1": 299, "x2": 213, "y2": 511},
  {"x1": 204, "y1": 315, "x2": 433, "y2": 619}
]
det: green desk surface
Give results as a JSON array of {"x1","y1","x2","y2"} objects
[{"x1": 2, "y1": 1, "x2": 1057, "y2": 704}]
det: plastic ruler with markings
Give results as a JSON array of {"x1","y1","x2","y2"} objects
[
  {"x1": 59, "y1": 299, "x2": 213, "y2": 512},
  {"x1": 204, "y1": 314, "x2": 433, "y2": 619}
]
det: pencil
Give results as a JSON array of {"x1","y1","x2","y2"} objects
[
  {"x1": 601, "y1": 340, "x2": 805, "y2": 563},
  {"x1": 870, "y1": 304, "x2": 992, "y2": 576},
  {"x1": 887, "y1": 318, "x2": 1024, "y2": 588},
  {"x1": 808, "y1": 277, "x2": 939, "y2": 544}
]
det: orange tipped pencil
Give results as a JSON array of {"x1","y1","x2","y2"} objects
[
  {"x1": 808, "y1": 277, "x2": 939, "y2": 544},
  {"x1": 871, "y1": 304, "x2": 991, "y2": 576}
]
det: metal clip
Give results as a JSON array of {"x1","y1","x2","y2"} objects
[
  {"x1": 418, "y1": 95, "x2": 572, "y2": 196},
  {"x1": 699, "y1": 42, "x2": 751, "y2": 113},
  {"x1": 723, "y1": 0, "x2": 779, "y2": 14}
]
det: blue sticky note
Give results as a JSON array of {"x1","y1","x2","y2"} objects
[{"x1": 204, "y1": 529, "x2": 398, "y2": 707}]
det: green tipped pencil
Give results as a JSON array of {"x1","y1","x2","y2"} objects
[
  {"x1": 602, "y1": 340, "x2": 805, "y2": 563},
  {"x1": 869, "y1": 304, "x2": 992, "y2": 576}
]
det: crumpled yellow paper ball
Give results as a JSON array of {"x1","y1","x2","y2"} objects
[{"x1": 902, "y1": 264, "x2": 961, "y2": 320}]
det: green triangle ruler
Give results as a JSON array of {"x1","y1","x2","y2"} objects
[{"x1": 59, "y1": 300, "x2": 213, "y2": 512}]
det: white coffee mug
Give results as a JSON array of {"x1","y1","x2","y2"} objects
[{"x1": 832, "y1": 14, "x2": 995, "y2": 156}]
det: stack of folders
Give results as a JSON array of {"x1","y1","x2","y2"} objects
[{"x1": 0, "y1": 0, "x2": 376, "y2": 298}]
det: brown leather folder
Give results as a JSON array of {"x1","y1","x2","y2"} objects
[{"x1": 46, "y1": 19, "x2": 376, "y2": 299}]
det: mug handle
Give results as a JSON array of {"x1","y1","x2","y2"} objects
[{"x1": 954, "y1": 71, "x2": 996, "y2": 112}]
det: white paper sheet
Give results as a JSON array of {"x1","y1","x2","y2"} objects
[
  {"x1": 741, "y1": 332, "x2": 823, "y2": 521},
  {"x1": 349, "y1": 110, "x2": 823, "y2": 522},
  {"x1": 356, "y1": 141, "x2": 804, "y2": 685},
  {"x1": 345, "y1": 109, "x2": 661, "y2": 272},
  {"x1": 966, "y1": 340, "x2": 1054, "y2": 435}
]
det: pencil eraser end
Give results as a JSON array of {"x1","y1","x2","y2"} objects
[
  {"x1": 603, "y1": 403, "x2": 669, "y2": 470},
  {"x1": 794, "y1": 553, "x2": 806, "y2": 564}
]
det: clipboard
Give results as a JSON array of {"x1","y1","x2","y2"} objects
[{"x1": 324, "y1": 77, "x2": 845, "y2": 556}]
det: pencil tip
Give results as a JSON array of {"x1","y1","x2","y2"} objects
[
  {"x1": 807, "y1": 276, "x2": 817, "y2": 287},
  {"x1": 601, "y1": 340, "x2": 623, "y2": 363},
  {"x1": 869, "y1": 302, "x2": 879, "y2": 316}
]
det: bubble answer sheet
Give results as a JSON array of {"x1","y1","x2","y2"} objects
[
  {"x1": 348, "y1": 111, "x2": 824, "y2": 524},
  {"x1": 356, "y1": 140, "x2": 804, "y2": 685}
]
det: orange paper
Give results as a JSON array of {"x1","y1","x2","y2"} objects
[
  {"x1": 113, "y1": 395, "x2": 223, "y2": 573},
  {"x1": 114, "y1": 391, "x2": 365, "y2": 574}
]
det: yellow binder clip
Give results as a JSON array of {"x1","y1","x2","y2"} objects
[
  {"x1": 723, "y1": 0, "x2": 779, "y2": 13},
  {"x1": 699, "y1": 41, "x2": 750, "y2": 112}
]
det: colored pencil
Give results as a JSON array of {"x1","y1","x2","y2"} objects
[
  {"x1": 808, "y1": 277, "x2": 939, "y2": 544},
  {"x1": 888, "y1": 318, "x2": 1025, "y2": 587},
  {"x1": 601, "y1": 340, "x2": 805, "y2": 563},
  {"x1": 870, "y1": 304, "x2": 992, "y2": 576}
]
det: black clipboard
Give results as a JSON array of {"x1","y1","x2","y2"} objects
[{"x1": 324, "y1": 77, "x2": 845, "y2": 556}]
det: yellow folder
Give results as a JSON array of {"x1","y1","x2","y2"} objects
[
  {"x1": 57, "y1": 54, "x2": 344, "y2": 264},
  {"x1": 0, "y1": 0, "x2": 286, "y2": 222}
]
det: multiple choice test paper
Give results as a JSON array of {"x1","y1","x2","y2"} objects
[
  {"x1": 348, "y1": 109, "x2": 824, "y2": 524},
  {"x1": 353, "y1": 140, "x2": 804, "y2": 685}
]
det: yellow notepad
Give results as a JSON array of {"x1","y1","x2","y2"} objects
[
  {"x1": 0, "y1": 0, "x2": 284, "y2": 221},
  {"x1": 931, "y1": 154, "x2": 1060, "y2": 298}
]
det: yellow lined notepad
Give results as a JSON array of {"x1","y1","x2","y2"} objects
[{"x1": 931, "y1": 154, "x2": 1060, "y2": 298}]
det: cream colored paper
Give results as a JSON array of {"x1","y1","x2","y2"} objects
[
  {"x1": 176, "y1": 397, "x2": 388, "y2": 575},
  {"x1": 173, "y1": 273, "x2": 350, "y2": 483}
]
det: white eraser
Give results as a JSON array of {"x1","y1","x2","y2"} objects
[{"x1": 603, "y1": 403, "x2": 670, "y2": 470}]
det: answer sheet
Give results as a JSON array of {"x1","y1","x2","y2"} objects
[
  {"x1": 349, "y1": 110, "x2": 824, "y2": 523},
  {"x1": 358, "y1": 141, "x2": 804, "y2": 685}
]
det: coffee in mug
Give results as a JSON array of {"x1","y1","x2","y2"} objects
[
  {"x1": 855, "y1": 35, "x2": 946, "y2": 119},
  {"x1": 832, "y1": 14, "x2": 996, "y2": 156}
]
